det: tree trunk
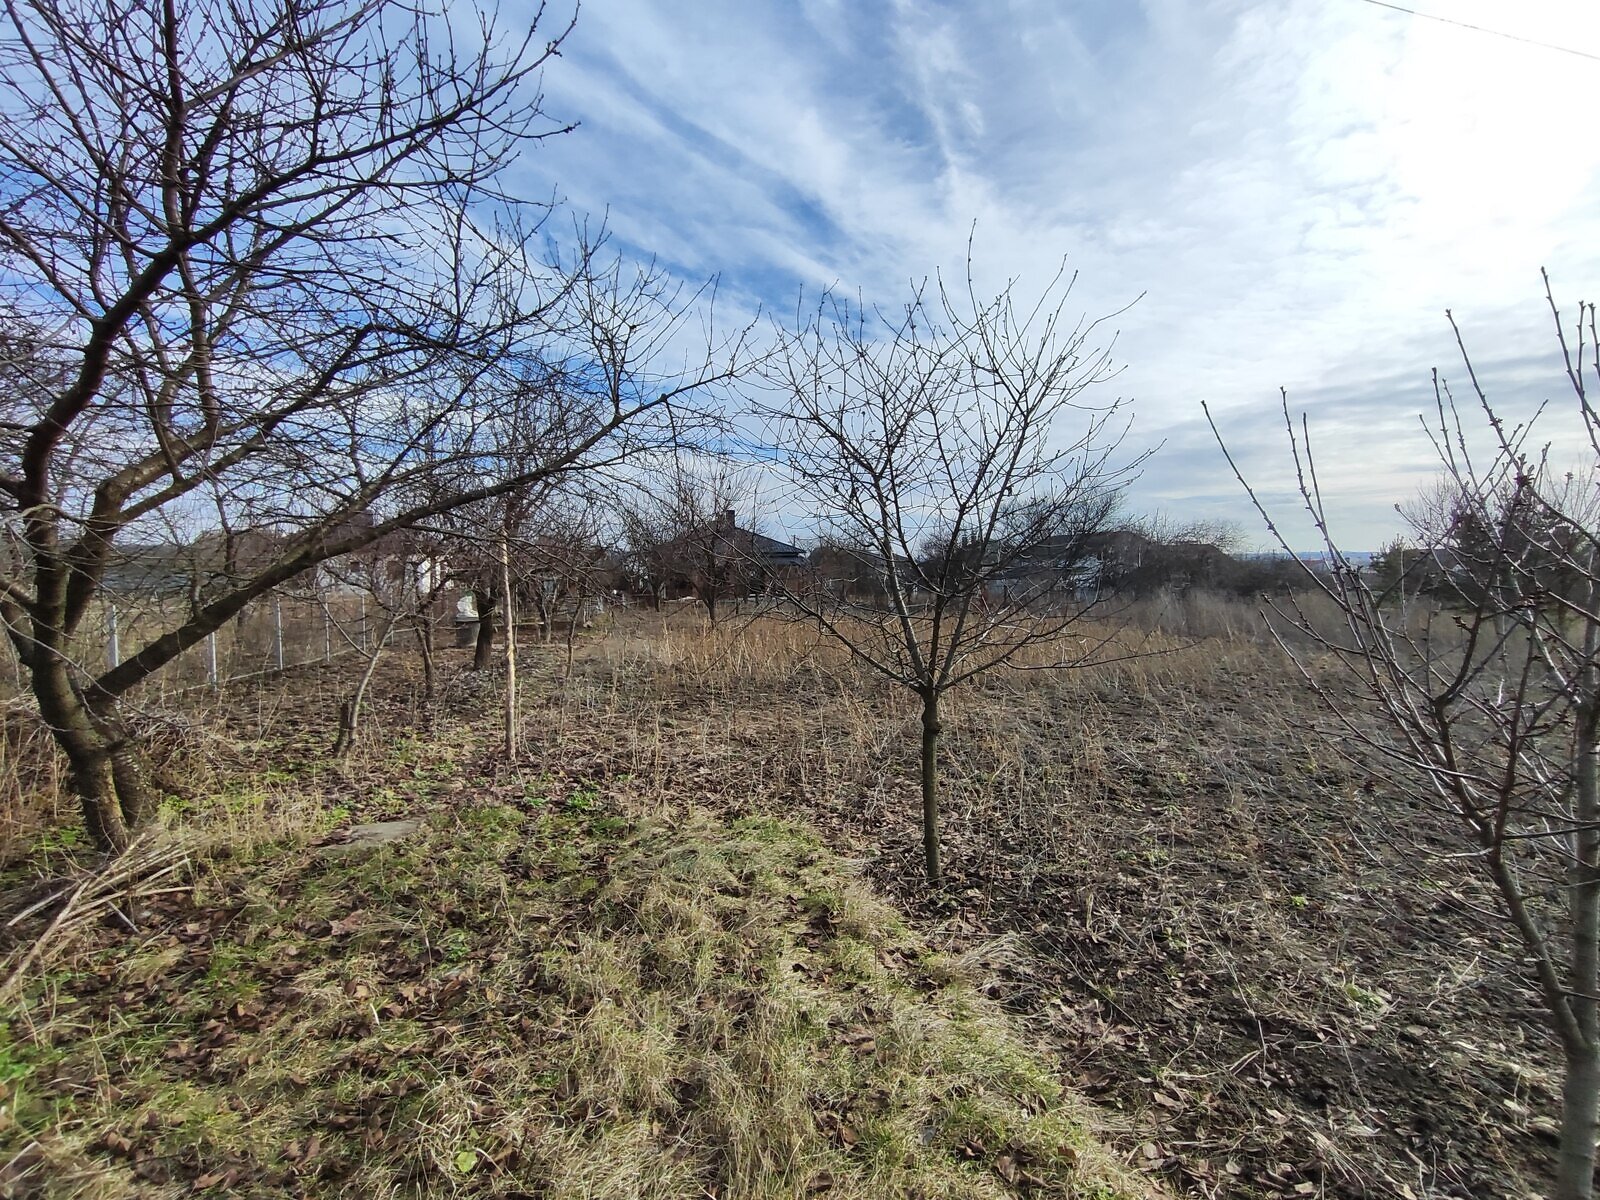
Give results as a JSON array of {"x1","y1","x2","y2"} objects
[
  {"x1": 564, "y1": 595, "x2": 581, "y2": 679},
  {"x1": 109, "y1": 745, "x2": 155, "y2": 827},
  {"x1": 331, "y1": 700, "x2": 356, "y2": 757},
  {"x1": 332, "y1": 613, "x2": 396, "y2": 757},
  {"x1": 74, "y1": 749, "x2": 132, "y2": 850},
  {"x1": 501, "y1": 531, "x2": 519, "y2": 760},
  {"x1": 1558, "y1": 1042, "x2": 1600, "y2": 1200},
  {"x1": 472, "y1": 587, "x2": 495, "y2": 670},
  {"x1": 32, "y1": 658, "x2": 153, "y2": 851},
  {"x1": 920, "y1": 689, "x2": 942, "y2": 885},
  {"x1": 1561, "y1": 675, "x2": 1600, "y2": 1200},
  {"x1": 415, "y1": 611, "x2": 435, "y2": 701}
]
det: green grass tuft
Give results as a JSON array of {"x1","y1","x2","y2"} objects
[{"x1": 3, "y1": 778, "x2": 1149, "y2": 1199}]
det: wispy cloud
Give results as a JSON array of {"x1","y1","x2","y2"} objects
[{"x1": 519, "y1": 0, "x2": 1600, "y2": 546}]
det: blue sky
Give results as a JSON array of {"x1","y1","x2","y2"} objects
[{"x1": 511, "y1": 0, "x2": 1600, "y2": 549}]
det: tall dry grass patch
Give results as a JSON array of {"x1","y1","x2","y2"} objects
[{"x1": 0, "y1": 710, "x2": 70, "y2": 859}]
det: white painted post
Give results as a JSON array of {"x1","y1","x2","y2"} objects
[
  {"x1": 324, "y1": 607, "x2": 332, "y2": 662},
  {"x1": 206, "y1": 631, "x2": 219, "y2": 689},
  {"x1": 106, "y1": 604, "x2": 119, "y2": 669},
  {"x1": 273, "y1": 596, "x2": 284, "y2": 671},
  {"x1": 502, "y1": 529, "x2": 519, "y2": 759}
]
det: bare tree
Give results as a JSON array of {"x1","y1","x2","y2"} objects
[
  {"x1": 1207, "y1": 275, "x2": 1600, "y2": 1200},
  {"x1": 403, "y1": 540, "x2": 451, "y2": 704},
  {"x1": 0, "y1": 0, "x2": 749, "y2": 850},
  {"x1": 616, "y1": 457, "x2": 758, "y2": 622},
  {"x1": 618, "y1": 494, "x2": 676, "y2": 613},
  {"x1": 518, "y1": 493, "x2": 611, "y2": 675},
  {"x1": 320, "y1": 529, "x2": 445, "y2": 756},
  {"x1": 1116, "y1": 514, "x2": 1249, "y2": 597},
  {"x1": 1160, "y1": 515, "x2": 1246, "y2": 554},
  {"x1": 663, "y1": 459, "x2": 761, "y2": 624},
  {"x1": 761, "y1": 264, "x2": 1145, "y2": 884},
  {"x1": 424, "y1": 388, "x2": 567, "y2": 672}
]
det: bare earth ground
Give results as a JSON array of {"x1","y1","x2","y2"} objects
[
  {"x1": 0, "y1": 612, "x2": 1563, "y2": 1197},
  {"x1": 507, "y1": 616, "x2": 1556, "y2": 1200}
]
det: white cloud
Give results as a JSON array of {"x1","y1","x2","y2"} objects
[{"x1": 518, "y1": 0, "x2": 1600, "y2": 547}]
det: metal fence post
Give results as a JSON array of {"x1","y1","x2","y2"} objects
[
  {"x1": 106, "y1": 604, "x2": 119, "y2": 669},
  {"x1": 360, "y1": 596, "x2": 368, "y2": 651},
  {"x1": 207, "y1": 631, "x2": 219, "y2": 689},
  {"x1": 273, "y1": 596, "x2": 284, "y2": 671},
  {"x1": 324, "y1": 607, "x2": 332, "y2": 662}
]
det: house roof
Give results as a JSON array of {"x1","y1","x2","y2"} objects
[
  {"x1": 678, "y1": 516, "x2": 808, "y2": 566},
  {"x1": 748, "y1": 530, "x2": 806, "y2": 562}
]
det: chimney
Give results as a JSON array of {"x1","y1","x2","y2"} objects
[{"x1": 721, "y1": 508, "x2": 737, "y2": 530}]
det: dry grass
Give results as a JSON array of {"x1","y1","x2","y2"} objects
[
  {"x1": 0, "y1": 710, "x2": 70, "y2": 859},
  {"x1": 1, "y1": 594, "x2": 1555, "y2": 1197},
  {"x1": 0, "y1": 668, "x2": 1151, "y2": 1200},
  {"x1": 512, "y1": 608, "x2": 1553, "y2": 1198}
]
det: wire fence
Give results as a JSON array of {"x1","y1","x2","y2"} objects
[
  {"x1": 0, "y1": 589, "x2": 454, "y2": 705},
  {"x1": 0, "y1": 582, "x2": 646, "y2": 706}
]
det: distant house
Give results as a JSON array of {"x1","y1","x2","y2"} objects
[
  {"x1": 99, "y1": 542, "x2": 208, "y2": 597},
  {"x1": 648, "y1": 510, "x2": 807, "y2": 612},
  {"x1": 806, "y1": 543, "x2": 921, "y2": 603},
  {"x1": 101, "y1": 528, "x2": 294, "y2": 598},
  {"x1": 695, "y1": 510, "x2": 806, "y2": 584},
  {"x1": 98, "y1": 510, "x2": 454, "y2": 612},
  {"x1": 1078, "y1": 529, "x2": 1155, "y2": 589},
  {"x1": 984, "y1": 528, "x2": 1151, "y2": 602},
  {"x1": 745, "y1": 525, "x2": 808, "y2": 574},
  {"x1": 987, "y1": 537, "x2": 1093, "y2": 603},
  {"x1": 315, "y1": 515, "x2": 454, "y2": 606},
  {"x1": 991, "y1": 528, "x2": 1299, "y2": 600}
]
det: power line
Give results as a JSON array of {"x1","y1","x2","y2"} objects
[{"x1": 1355, "y1": 0, "x2": 1600, "y2": 64}]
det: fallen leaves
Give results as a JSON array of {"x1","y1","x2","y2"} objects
[
  {"x1": 326, "y1": 910, "x2": 366, "y2": 938},
  {"x1": 836, "y1": 1024, "x2": 877, "y2": 1054},
  {"x1": 816, "y1": 1111, "x2": 859, "y2": 1149},
  {"x1": 281, "y1": 1133, "x2": 322, "y2": 1164},
  {"x1": 992, "y1": 1148, "x2": 1047, "y2": 1189},
  {"x1": 10, "y1": 630, "x2": 1560, "y2": 1200}
]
